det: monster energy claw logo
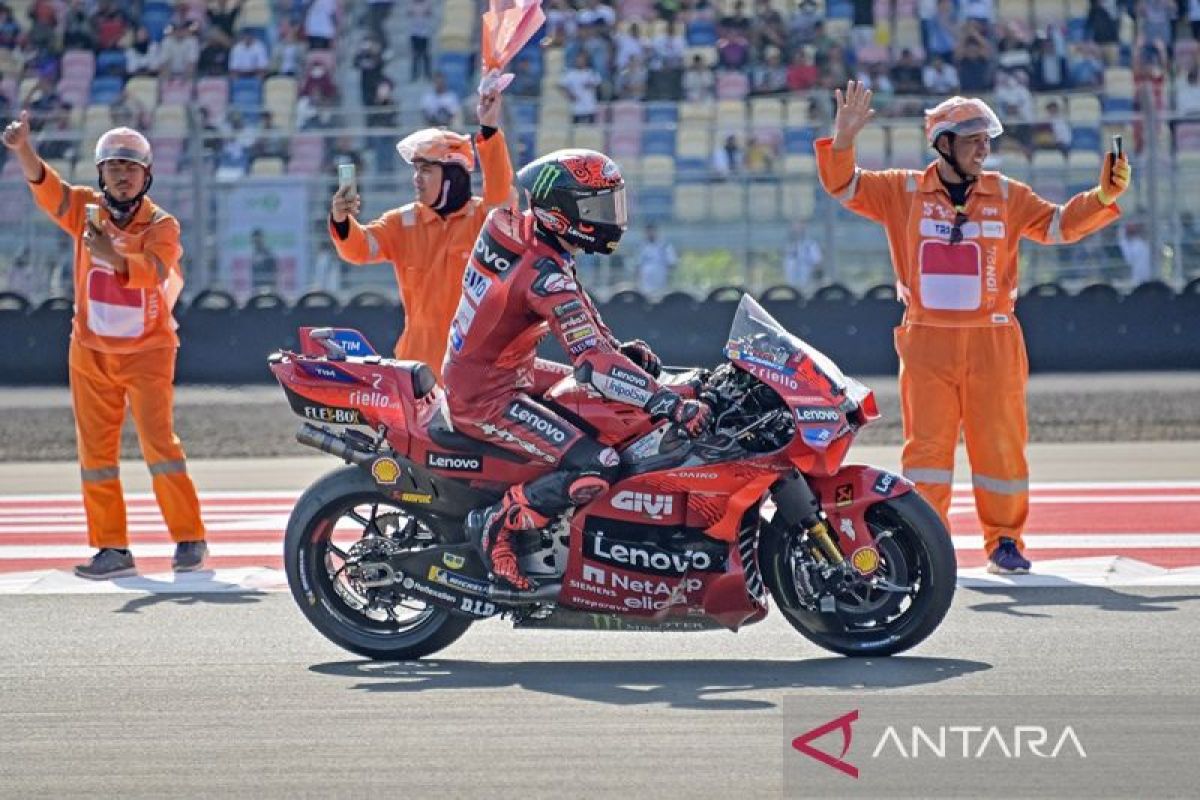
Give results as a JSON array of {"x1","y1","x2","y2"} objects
[{"x1": 531, "y1": 164, "x2": 562, "y2": 199}]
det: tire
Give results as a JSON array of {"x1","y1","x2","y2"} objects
[
  {"x1": 763, "y1": 491, "x2": 957, "y2": 657},
  {"x1": 284, "y1": 465, "x2": 473, "y2": 660}
]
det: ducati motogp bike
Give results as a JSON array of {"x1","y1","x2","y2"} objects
[{"x1": 268, "y1": 295, "x2": 956, "y2": 660}]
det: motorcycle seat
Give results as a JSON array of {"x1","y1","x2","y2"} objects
[{"x1": 426, "y1": 407, "x2": 529, "y2": 463}]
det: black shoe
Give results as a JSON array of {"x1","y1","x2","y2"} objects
[
  {"x1": 172, "y1": 540, "x2": 209, "y2": 572},
  {"x1": 74, "y1": 548, "x2": 137, "y2": 580}
]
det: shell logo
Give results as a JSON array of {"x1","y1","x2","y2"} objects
[
  {"x1": 371, "y1": 457, "x2": 401, "y2": 485},
  {"x1": 851, "y1": 546, "x2": 880, "y2": 576}
]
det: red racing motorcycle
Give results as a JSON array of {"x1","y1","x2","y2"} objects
[{"x1": 268, "y1": 295, "x2": 955, "y2": 660}]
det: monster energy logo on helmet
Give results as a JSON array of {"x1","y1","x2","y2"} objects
[{"x1": 530, "y1": 164, "x2": 562, "y2": 199}]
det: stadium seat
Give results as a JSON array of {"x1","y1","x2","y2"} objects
[
  {"x1": 678, "y1": 100, "x2": 714, "y2": 124},
  {"x1": 571, "y1": 124, "x2": 605, "y2": 151},
  {"x1": 641, "y1": 128, "x2": 676, "y2": 157},
  {"x1": 635, "y1": 187, "x2": 673, "y2": 222},
  {"x1": 641, "y1": 155, "x2": 675, "y2": 186},
  {"x1": 709, "y1": 182, "x2": 745, "y2": 220},
  {"x1": 715, "y1": 71, "x2": 749, "y2": 100},
  {"x1": 61, "y1": 49, "x2": 96, "y2": 83},
  {"x1": 89, "y1": 76, "x2": 125, "y2": 105},
  {"x1": 783, "y1": 154, "x2": 816, "y2": 177},
  {"x1": 149, "y1": 136, "x2": 184, "y2": 173},
  {"x1": 1067, "y1": 149, "x2": 1101, "y2": 172},
  {"x1": 645, "y1": 103, "x2": 679, "y2": 125},
  {"x1": 160, "y1": 77, "x2": 192, "y2": 105},
  {"x1": 685, "y1": 20, "x2": 718, "y2": 46},
  {"x1": 1068, "y1": 94, "x2": 1101, "y2": 123},
  {"x1": 288, "y1": 135, "x2": 324, "y2": 175},
  {"x1": 856, "y1": 127, "x2": 887, "y2": 169},
  {"x1": 783, "y1": 183, "x2": 816, "y2": 219},
  {"x1": 673, "y1": 184, "x2": 708, "y2": 222},
  {"x1": 56, "y1": 77, "x2": 90, "y2": 110},
  {"x1": 95, "y1": 49, "x2": 126, "y2": 77},
  {"x1": 264, "y1": 76, "x2": 298, "y2": 128},
  {"x1": 749, "y1": 183, "x2": 783, "y2": 222},
  {"x1": 890, "y1": 126, "x2": 927, "y2": 168},
  {"x1": 240, "y1": 0, "x2": 271, "y2": 27},
  {"x1": 251, "y1": 157, "x2": 286, "y2": 176},
  {"x1": 437, "y1": 52, "x2": 472, "y2": 97},
  {"x1": 126, "y1": 76, "x2": 158, "y2": 110},
  {"x1": 230, "y1": 76, "x2": 263, "y2": 114},
  {"x1": 196, "y1": 77, "x2": 229, "y2": 120},
  {"x1": 142, "y1": 2, "x2": 172, "y2": 41},
  {"x1": 675, "y1": 156, "x2": 708, "y2": 179},
  {"x1": 82, "y1": 104, "x2": 112, "y2": 133},
  {"x1": 750, "y1": 97, "x2": 783, "y2": 129},
  {"x1": 676, "y1": 128, "x2": 711, "y2": 158},
  {"x1": 1071, "y1": 125, "x2": 1101, "y2": 152},
  {"x1": 152, "y1": 104, "x2": 188, "y2": 133},
  {"x1": 536, "y1": 128, "x2": 570, "y2": 153}
]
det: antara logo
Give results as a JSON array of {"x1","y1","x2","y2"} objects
[{"x1": 611, "y1": 490, "x2": 673, "y2": 519}]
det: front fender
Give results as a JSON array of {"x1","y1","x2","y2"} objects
[{"x1": 807, "y1": 464, "x2": 914, "y2": 559}]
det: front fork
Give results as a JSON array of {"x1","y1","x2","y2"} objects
[{"x1": 770, "y1": 470, "x2": 846, "y2": 567}]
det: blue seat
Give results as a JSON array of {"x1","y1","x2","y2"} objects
[
  {"x1": 230, "y1": 76, "x2": 263, "y2": 112},
  {"x1": 1071, "y1": 126, "x2": 1100, "y2": 152},
  {"x1": 96, "y1": 49, "x2": 126, "y2": 77},
  {"x1": 89, "y1": 75, "x2": 125, "y2": 105},
  {"x1": 784, "y1": 127, "x2": 816, "y2": 154},
  {"x1": 675, "y1": 157, "x2": 707, "y2": 179},
  {"x1": 1101, "y1": 96, "x2": 1134, "y2": 113},
  {"x1": 641, "y1": 128, "x2": 676, "y2": 156},
  {"x1": 635, "y1": 187, "x2": 673, "y2": 222},
  {"x1": 644, "y1": 102, "x2": 679, "y2": 124},
  {"x1": 437, "y1": 52, "x2": 472, "y2": 97},
  {"x1": 686, "y1": 20, "x2": 717, "y2": 46},
  {"x1": 142, "y1": 2, "x2": 172, "y2": 41}
]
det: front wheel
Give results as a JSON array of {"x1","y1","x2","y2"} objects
[
  {"x1": 763, "y1": 491, "x2": 956, "y2": 657},
  {"x1": 285, "y1": 466, "x2": 473, "y2": 660}
]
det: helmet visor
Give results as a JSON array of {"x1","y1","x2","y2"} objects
[{"x1": 576, "y1": 186, "x2": 628, "y2": 227}]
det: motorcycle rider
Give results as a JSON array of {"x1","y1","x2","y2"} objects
[{"x1": 446, "y1": 149, "x2": 712, "y2": 590}]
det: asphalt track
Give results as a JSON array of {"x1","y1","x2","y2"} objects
[{"x1": 1, "y1": 370, "x2": 1198, "y2": 798}]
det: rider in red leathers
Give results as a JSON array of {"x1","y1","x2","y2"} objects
[{"x1": 447, "y1": 149, "x2": 711, "y2": 590}]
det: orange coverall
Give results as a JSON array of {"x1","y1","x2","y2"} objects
[
  {"x1": 329, "y1": 131, "x2": 514, "y2": 380},
  {"x1": 815, "y1": 138, "x2": 1120, "y2": 555},
  {"x1": 27, "y1": 164, "x2": 205, "y2": 551}
]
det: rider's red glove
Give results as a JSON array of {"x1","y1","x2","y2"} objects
[
  {"x1": 645, "y1": 389, "x2": 711, "y2": 438},
  {"x1": 619, "y1": 339, "x2": 662, "y2": 377}
]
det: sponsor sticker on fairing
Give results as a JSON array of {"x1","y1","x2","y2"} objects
[
  {"x1": 425, "y1": 451, "x2": 483, "y2": 472},
  {"x1": 505, "y1": 403, "x2": 569, "y2": 444},
  {"x1": 795, "y1": 406, "x2": 841, "y2": 424}
]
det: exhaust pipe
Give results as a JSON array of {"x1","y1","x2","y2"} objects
[
  {"x1": 296, "y1": 423, "x2": 374, "y2": 466},
  {"x1": 486, "y1": 582, "x2": 562, "y2": 604}
]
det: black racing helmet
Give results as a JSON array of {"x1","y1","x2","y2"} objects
[{"x1": 516, "y1": 149, "x2": 628, "y2": 255}]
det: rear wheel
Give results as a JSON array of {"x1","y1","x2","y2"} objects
[
  {"x1": 284, "y1": 466, "x2": 473, "y2": 660},
  {"x1": 763, "y1": 491, "x2": 956, "y2": 657}
]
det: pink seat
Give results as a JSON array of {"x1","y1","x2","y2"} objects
[
  {"x1": 150, "y1": 136, "x2": 184, "y2": 173},
  {"x1": 61, "y1": 49, "x2": 96, "y2": 82},
  {"x1": 608, "y1": 130, "x2": 641, "y2": 158},
  {"x1": 715, "y1": 70, "x2": 749, "y2": 100},
  {"x1": 56, "y1": 77, "x2": 91, "y2": 109},
  {"x1": 1176, "y1": 123, "x2": 1200, "y2": 151},
  {"x1": 195, "y1": 77, "x2": 229, "y2": 121},
  {"x1": 288, "y1": 135, "x2": 324, "y2": 174},
  {"x1": 160, "y1": 77, "x2": 192, "y2": 105}
]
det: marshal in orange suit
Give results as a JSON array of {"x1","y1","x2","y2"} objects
[
  {"x1": 328, "y1": 89, "x2": 515, "y2": 381},
  {"x1": 3, "y1": 112, "x2": 207, "y2": 579},
  {"x1": 815, "y1": 83, "x2": 1129, "y2": 574}
]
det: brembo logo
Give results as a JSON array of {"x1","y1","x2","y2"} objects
[
  {"x1": 425, "y1": 452, "x2": 482, "y2": 472},
  {"x1": 611, "y1": 491, "x2": 673, "y2": 519}
]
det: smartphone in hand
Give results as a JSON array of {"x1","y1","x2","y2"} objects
[{"x1": 338, "y1": 163, "x2": 357, "y2": 196}]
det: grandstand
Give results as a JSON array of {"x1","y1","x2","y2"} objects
[{"x1": 0, "y1": 0, "x2": 1197, "y2": 303}]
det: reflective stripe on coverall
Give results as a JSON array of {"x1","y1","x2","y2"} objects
[{"x1": 814, "y1": 136, "x2": 1120, "y2": 555}]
